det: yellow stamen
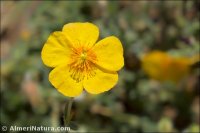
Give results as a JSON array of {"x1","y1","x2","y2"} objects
[{"x1": 69, "y1": 47, "x2": 97, "y2": 82}]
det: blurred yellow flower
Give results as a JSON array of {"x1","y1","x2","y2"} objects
[
  {"x1": 142, "y1": 51, "x2": 198, "y2": 82},
  {"x1": 41, "y1": 22, "x2": 124, "y2": 97}
]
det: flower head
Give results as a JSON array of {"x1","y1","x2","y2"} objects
[
  {"x1": 41, "y1": 22, "x2": 124, "y2": 97},
  {"x1": 142, "y1": 51, "x2": 194, "y2": 82}
]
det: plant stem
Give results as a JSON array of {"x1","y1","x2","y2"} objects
[{"x1": 64, "y1": 97, "x2": 74, "y2": 126}]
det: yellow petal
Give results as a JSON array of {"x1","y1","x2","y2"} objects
[
  {"x1": 62, "y1": 22, "x2": 99, "y2": 48},
  {"x1": 165, "y1": 58, "x2": 190, "y2": 82},
  {"x1": 142, "y1": 51, "x2": 171, "y2": 81},
  {"x1": 189, "y1": 54, "x2": 200, "y2": 65},
  {"x1": 41, "y1": 31, "x2": 72, "y2": 67},
  {"x1": 49, "y1": 65, "x2": 83, "y2": 97},
  {"x1": 83, "y1": 68, "x2": 118, "y2": 94},
  {"x1": 93, "y1": 36, "x2": 124, "y2": 71}
]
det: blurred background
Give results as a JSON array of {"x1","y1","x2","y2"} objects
[{"x1": 0, "y1": 0, "x2": 199, "y2": 132}]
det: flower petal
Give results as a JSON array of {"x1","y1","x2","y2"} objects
[
  {"x1": 83, "y1": 68, "x2": 118, "y2": 94},
  {"x1": 93, "y1": 36, "x2": 124, "y2": 71},
  {"x1": 41, "y1": 31, "x2": 72, "y2": 67},
  {"x1": 49, "y1": 65, "x2": 83, "y2": 97},
  {"x1": 62, "y1": 22, "x2": 99, "y2": 48}
]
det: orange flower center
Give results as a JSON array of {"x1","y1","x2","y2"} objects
[{"x1": 69, "y1": 46, "x2": 97, "y2": 82}]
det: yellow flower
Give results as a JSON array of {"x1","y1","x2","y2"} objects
[
  {"x1": 142, "y1": 51, "x2": 195, "y2": 82},
  {"x1": 41, "y1": 22, "x2": 124, "y2": 97}
]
